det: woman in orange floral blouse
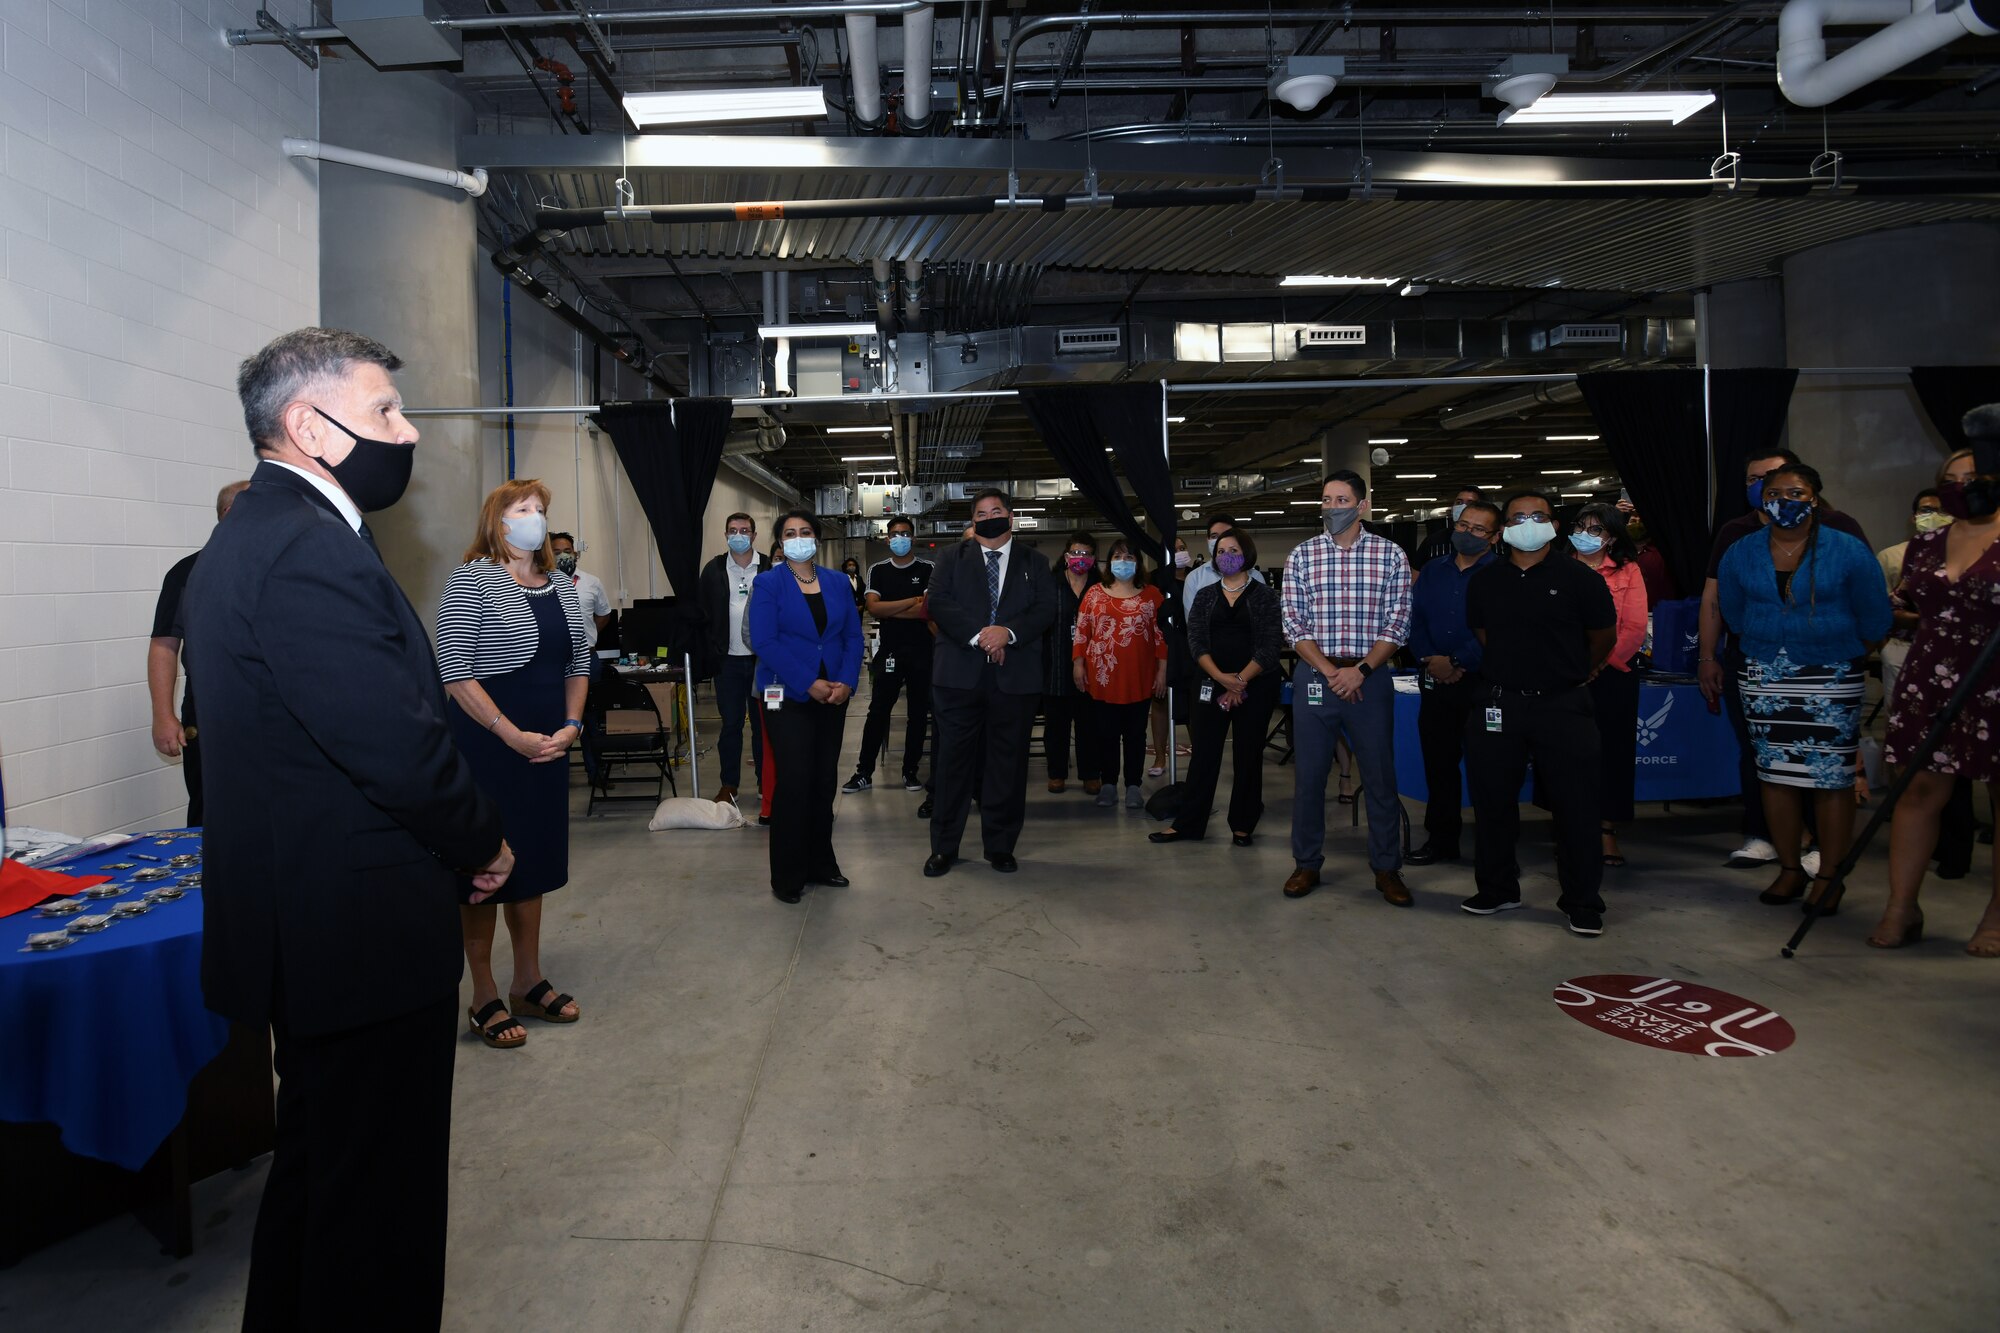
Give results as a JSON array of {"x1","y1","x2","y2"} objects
[{"x1": 1073, "y1": 536, "x2": 1169, "y2": 811}]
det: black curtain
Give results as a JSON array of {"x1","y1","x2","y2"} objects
[
  {"x1": 1909, "y1": 366, "x2": 2000, "y2": 452},
  {"x1": 591, "y1": 398, "x2": 733, "y2": 659},
  {"x1": 1018, "y1": 383, "x2": 1177, "y2": 564},
  {"x1": 1705, "y1": 367, "x2": 1799, "y2": 528}
]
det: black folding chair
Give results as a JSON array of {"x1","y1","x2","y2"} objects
[{"x1": 583, "y1": 673, "x2": 676, "y2": 815}]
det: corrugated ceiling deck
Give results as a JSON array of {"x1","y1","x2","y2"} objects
[{"x1": 509, "y1": 167, "x2": 2000, "y2": 292}]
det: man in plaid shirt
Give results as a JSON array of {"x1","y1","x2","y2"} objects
[{"x1": 1280, "y1": 470, "x2": 1415, "y2": 904}]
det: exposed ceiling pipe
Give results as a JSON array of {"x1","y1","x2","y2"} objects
[
  {"x1": 1776, "y1": 0, "x2": 1999, "y2": 107},
  {"x1": 871, "y1": 258, "x2": 897, "y2": 329},
  {"x1": 847, "y1": 13, "x2": 886, "y2": 130},
  {"x1": 490, "y1": 233, "x2": 673, "y2": 391},
  {"x1": 902, "y1": 4, "x2": 936, "y2": 134},
  {"x1": 774, "y1": 270, "x2": 793, "y2": 396},
  {"x1": 901, "y1": 259, "x2": 924, "y2": 328},
  {"x1": 1439, "y1": 380, "x2": 1584, "y2": 430},
  {"x1": 282, "y1": 137, "x2": 488, "y2": 197}
]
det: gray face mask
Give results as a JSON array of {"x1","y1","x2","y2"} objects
[{"x1": 1322, "y1": 507, "x2": 1362, "y2": 539}]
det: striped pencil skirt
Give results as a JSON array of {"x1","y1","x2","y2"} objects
[{"x1": 1738, "y1": 651, "x2": 1865, "y2": 791}]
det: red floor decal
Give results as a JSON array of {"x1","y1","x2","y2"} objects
[{"x1": 1554, "y1": 974, "x2": 1796, "y2": 1057}]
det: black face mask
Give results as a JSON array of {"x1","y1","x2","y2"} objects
[
  {"x1": 974, "y1": 516, "x2": 1011, "y2": 540},
  {"x1": 310, "y1": 407, "x2": 415, "y2": 513}
]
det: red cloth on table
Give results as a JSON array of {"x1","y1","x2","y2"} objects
[{"x1": 0, "y1": 858, "x2": 112, "y2": 917}]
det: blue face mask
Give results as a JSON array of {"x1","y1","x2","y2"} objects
[
  {"x1": 1569, "y1": 531, "x2": 1605, "y2": 555},
  {"x1": 1746, "y1": 478, "x2": 1767, "y2": 510},
  {"x1": 1110, "y1": 558, "x2": 1138, "y2": 582},
  {"x1": 782, "y1": 536, "x2": 818, "y2": 563},
  {"x1": 726, "y1": 532, "x2": 753, "y2": 555},
  {"x1": 888, "y1": 534, "x2": 913, "y2": 557},
  {"x1": 1764, "y1": 497, "x2": 1814, "y2": 529}
]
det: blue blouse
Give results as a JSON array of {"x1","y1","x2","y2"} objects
[{"x1": 1718, "y1": 523, "x2": 1892, "y2": 666}]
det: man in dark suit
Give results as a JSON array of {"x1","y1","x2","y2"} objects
[
  {"x1": 184, "y1": 327, "x2": 514, "y2": 1332},
  {"x1": 924, "y1": 489, "x2": 1056, "y2": 875}
]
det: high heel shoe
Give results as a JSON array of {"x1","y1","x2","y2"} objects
[
  {"x1": 1801, "y1": 873, "x2": 1843, "y2": 918},
  {"x1": 1337, "y1": 770, "x2": 1356, "y2": 805},
  {"x1": 1866, "y1": 907, "x2": 1924, "y2": 949},
  {"x1": 1758, "y1": 865, "x2": 1807, "y2": 905}
]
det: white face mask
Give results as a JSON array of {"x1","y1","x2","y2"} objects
[{"x1": 503, "y1": 513, "x2": 547, "y2": 552}]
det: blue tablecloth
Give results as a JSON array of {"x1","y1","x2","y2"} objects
[
  {"x1": 1391, "y1": 675, "x2": 1741, "y2": 805},
  {"x1": 0, "y1": 831, "x2": 228, "y2": 1171}
]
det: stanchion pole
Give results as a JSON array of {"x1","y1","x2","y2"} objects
[{"x1": 684, "y1": 652, "x2": 701, "y2": 797}]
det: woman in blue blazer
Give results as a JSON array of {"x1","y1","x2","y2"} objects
[{"x1": 748, "y1": 509, "x2": 864, "y2": 903}]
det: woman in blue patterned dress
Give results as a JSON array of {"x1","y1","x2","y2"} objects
[{"x1": 1718, "y1": 463, "x2": 1893, "y2": 916}]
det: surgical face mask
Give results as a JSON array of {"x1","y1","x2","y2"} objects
[
  {"x1": 503, "y1": 512, "x2": 547, "y2": 552},
  {"x1": 1502, "y1": 516, "x2": 1556, "y2": 552},
  {"x1": 783, "y1": 536, "x2": 818, "y2": 563},
  {"x1": 1110, "y1": 558, "x2": 1138, "y2": 582},
  {"x1": 888, "y1": 534, "x2": 913, "y2": 557},
  {"x1": 1322, "y1": 506, "x2": 1361, "y2": 539},
  {"x1": 554, "y1": 551, "x2": 578, "y2": 575},
  {"x1": 309, "y1": 407, "x2": 414, "y2": 513},
  {"x1": 974, "y1": 515, "x2": 1011, "y2": 540},
  {"x1": 1449, "y1": 530, "x2": 1492, "y2": 558},
  {"x1": 1450, "y1": 503, "x2": 1467, "y2": 523},
  {"x1": 1913, "y1": 510, "x2": 1952, "y2": 534},
  {"x1": 1215, "y1": 551, "x2": 1247, "y2": 576},
  {"x1": 726, "y1": 532, "x2": 754, "y2": 555},
  {"x1": 1066, "y1": 554, "x2": 1095, "y2": 574},
  {"x1": 1569, "y1": 531, "x2": 1605, "y2": 555},
  {"x1": 1173, "y1": 550, "x2": 1192, "y2": 569},
  {"x1": 1763, "y1": 497, "x2": 1814, "y2": 529}
]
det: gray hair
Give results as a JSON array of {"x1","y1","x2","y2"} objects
[{"x1": 236, "y1": 327, "x2": 402, "y2": 454}]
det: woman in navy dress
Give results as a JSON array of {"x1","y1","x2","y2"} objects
[{"x1": 438, "y1": 480, "x2": 593, "y2": 1048}]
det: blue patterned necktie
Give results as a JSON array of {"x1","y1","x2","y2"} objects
[{"x1": 985, "y1": 548, "x2": 1002, "y2": 623}]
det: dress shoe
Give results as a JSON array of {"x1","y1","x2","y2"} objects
[
  {"x1": 917, "y1": 799, "x2": 934, "y2": 819},
  {"x1": 772, "y1": 884, "x2": 802, "y2": 904},
  {"x1": 1404, "y1": 841, "x2": 1457, "y2": 866},
  {"x1": 1048, "y1": 779, "x2": 1067, "y2": 793},
  {"x1": 989, "y1": 853, "x2": 1018, "y2": 873},
  {"x1": 1083, "y1": 779, "x2": 1103, "y2": 795},
  {"x1": 713, "y1": 785, "x2": 737, "y2": 805},
  {"x1": 810, "y1": 869, "x2": 850, "y2": 888},
  {"x1": 923, "y1": 853, "x2": 953, "y2": 877},
  {"x1": 1282, "y1": 867, "x2": 1320, "y2": 899},
  {"x1": 1374, "y1": 869, "x2": 1414, "y2": 907}
]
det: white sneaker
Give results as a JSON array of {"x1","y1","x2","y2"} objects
[
  {"x1": 1801, "y1": 848, "x2": 1822, "y2": 877},
  {"x1": 1725, "y1": 837, "x2": 1778, "y2": 868}
]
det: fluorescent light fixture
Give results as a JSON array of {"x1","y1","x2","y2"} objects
[
  {"x1": 1013, "y1": 507, "x2": 1046, "y2": 513},
  {"x1": 840, "y1": 454, "x2": 895, "y2": 463},
  {"x1": 1254, "y1": 510, "x2": 1285, "y2": 516},
  {"x1": 1405, "y1": 496, "x2": 1439, "y2": 502},
  {"x1": 758, "y1": 321, "x2": 876, "y2": 339},
  {"x1": 1561, "y1": 492, "x2": 1595, "y2": 498},
  {"x1": 1546, "y1": 433, "x2": 1601, "y2": 442},
  {"x1": 1369, "y1": 436, "x2": 1410, "y2": 445},
  {"x1": 1290, "y1": 500, "x2": 1319, "y2": 506},
  {"x1": 1500, "y1": 91, "x2": 1716, "y2": 127},
  {"x1": 1473, "y1": 452, "x2": 1522, "y2": 460},
  {"x1": 1300, "y1": 456, "x2": 1322, "y2": 464},
  {"x1": 1167, "y1": 415, "x2": 1187, "y2": 424},
  {"x1": 1395, "y1": 472, "x2": 1438, "y2": 479},
  {"x1": 1542, "y1": 468, "x2": 1584, "y2": 475},
  {"x1": 1281, "y1": 275, "x2": 1404, "y2": 288},
  {"x1": 625, "y1": 85, "x2": 829, "y2": 128},
  {"x1": 826, "y1": 425, "x2": 892, "y2": 435}
]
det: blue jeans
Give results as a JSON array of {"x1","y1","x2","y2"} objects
[
  {"x1": 714, "y1": 653, "x2": 763, "y2": 790},
  {"x1": 1289, "y1": 663, "x2": 1400, "y2": 872}
]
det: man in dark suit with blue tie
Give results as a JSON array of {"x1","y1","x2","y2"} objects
[
  {"x1": 184, "y1": 328, "x2": 515, "y2": 1331},
  {"x1": 924, "y1": 489, "x2": 1057, "y2": 875}
]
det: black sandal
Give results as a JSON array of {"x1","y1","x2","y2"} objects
[
  {"x1": 508, "y1": 979, "x2": 580, "y2": 1023},
  {"x1": 1601, "y1": 823, "x2": 1626, "y2": 868},
  {"x1": 468, "y1": 999, "x2": 526, "y2": 1048},
  {"x1": 1149, "y1": 829, "x2": 1201, "y2": 844},
  {"x1": 1759, "y1": 865, "x2": 1808, "y2": 905}
]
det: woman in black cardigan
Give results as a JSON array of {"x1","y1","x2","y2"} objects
[
  {"x1": 1042, "y1": 531, "x2": 1103, "y2": 793},
  {"x1": 1151, "y1": 527, "x2": 1283, "y2": 846}
]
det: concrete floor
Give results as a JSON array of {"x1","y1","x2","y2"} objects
[{"x1": 5, "y1": 713, "x2": 1999, "y2": 1332}]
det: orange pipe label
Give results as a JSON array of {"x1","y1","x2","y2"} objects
[{"x1": 736, "y1": 204, "x2": 785, "y2": 220}]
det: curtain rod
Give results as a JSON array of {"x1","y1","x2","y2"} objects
[{"x1": 400, "y1": 368, "x2": 1913, "y2": 417}]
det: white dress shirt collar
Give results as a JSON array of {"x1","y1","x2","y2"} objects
[{"x1": 266, "y1": 459, "x2": 364, "y2": 533}]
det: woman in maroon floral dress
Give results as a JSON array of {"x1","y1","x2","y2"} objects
[{"x1": 1875, "y1": 442, "x2": 2000, "y2": 955}]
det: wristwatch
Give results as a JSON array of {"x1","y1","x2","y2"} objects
[{"x1": 1357, "y1": 662, "x2": 1375, "y2": 679}]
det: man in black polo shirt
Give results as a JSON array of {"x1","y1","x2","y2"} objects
[
  {"x1": 844, "y1": 514, "x2": 935, "y2": 793},
  {"x1": 148, "y1": 478, "x2": 250, "y2": 824},
  {"x1": 1461, "y1": 491, "x2": 1617, "y2": 936}
]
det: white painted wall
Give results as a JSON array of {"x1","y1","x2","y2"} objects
[{"x1": 0, "y1": 0, "x2": 318, "y2": 837}]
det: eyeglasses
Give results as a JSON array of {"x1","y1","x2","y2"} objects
[
  {"x1": 1505, "y1": 512, "x2": 1553, "y2": 526},
  {"x1": 1452, "y1": 521, "x2": 1496, "y2": 539},
  {"x1": 1576, "y1": 522, "x2": 1609, "y2": 536}
]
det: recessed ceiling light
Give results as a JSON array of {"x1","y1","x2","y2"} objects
[
  {"x1": 759, "y1": 321, "x2": 876, "y2": 339},
  {"x1": 1281, "y1": 275, "x2": 1404, "y2": 288},
  {"x1": 1500, "y1": 91, "x2": 1716, "y2": 127},
  {"x1": 1369, "y1": 437, "x2": 1410, "y2": 445},
  {"x1": 840, "y1": 454, "x2": 896, "y2": 462},
  {"x1": 1473, "y1": 453, "x2": 1522, "y2": 460},
  {"x1": 1546, "y1": 434, "x2": 1601, "y2": 442},
  {"x1": 1395, "y1": 472, "x2": 1438, "y2": 479},
  {"x1": 625, "y1": 85, "x2": 829, "y2": 128}
]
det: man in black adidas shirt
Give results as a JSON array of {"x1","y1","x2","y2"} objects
[{"x1": 844, "y1": 514, "x2": 935, "y2": 792}]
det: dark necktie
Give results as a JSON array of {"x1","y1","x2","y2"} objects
[{"x1": 985, "y1": 548, "x2": 1002, "y2": 623}]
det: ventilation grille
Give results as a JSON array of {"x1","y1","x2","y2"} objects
[
  {"x1": 1056, "y1": 326, "x2": 1122, "y2": 354},
  {"x1": 1297, "y1": 325, "x2": 1368, "y2": 348},
  {"x1": 1547, "y1": 322, "x2": 1621, "y2": 346}
]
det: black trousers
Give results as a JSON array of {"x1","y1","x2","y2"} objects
[
  {"x1": 855, "y1": 649, "x2": 930, "y2": 781},
  {"x1": 930, "y1": 675, "x2": 1037, "y2": 859},
  {"x1": 766, "y1": 697, "x2": 848, "y2": 893},
  {"x1": 712, "y1": 653, "x2": 764, "y2": 790},
  {"x1": 1589, "y1": 666, "x2": 1641, "y2": 824},
  {"x1": 1415, "y1": 673, "x2": 1485, "y2": 850},
  {"x1": 1041, "y1": 691, "x2": 1099, "y2": 782},
  {"x1": 1175, "y1": 678, "x2": 1278, "y2": 838},
  {"x1": 182, "y1": 733, "x2": 204, "y2": 826},
  {"x1": 1464, "y1": 686, "x2": 1605, "y2": 915},
  {"x1": 1093, "y1": 698, "x2": 1152, "y2": 791},
  {"x1": 244, "y1": 990, "x2": 459, "y2": 1333}
]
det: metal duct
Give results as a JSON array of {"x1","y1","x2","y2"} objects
[
  {"x1": 901, "y1": 4, "x2": 934, "y2": 133},
  {"x1": 1439, "y1": 380, "x2": 1585, "y2": 430},
  {"x1": 1777, "y1": 0, "x2": 2000, "y2": 108},
  {"x1": 901, "y1": 258, "x2": 924, "y2": 328},
  {"x1": 847, "y1": 13, "x2": 885, "y2": 130},
  {"x1": 872, "y1": 259, "x2": 896, "y2": 328},
  {"x1": 724, "y1": 421, "x2": 787, "y2": 455}
]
